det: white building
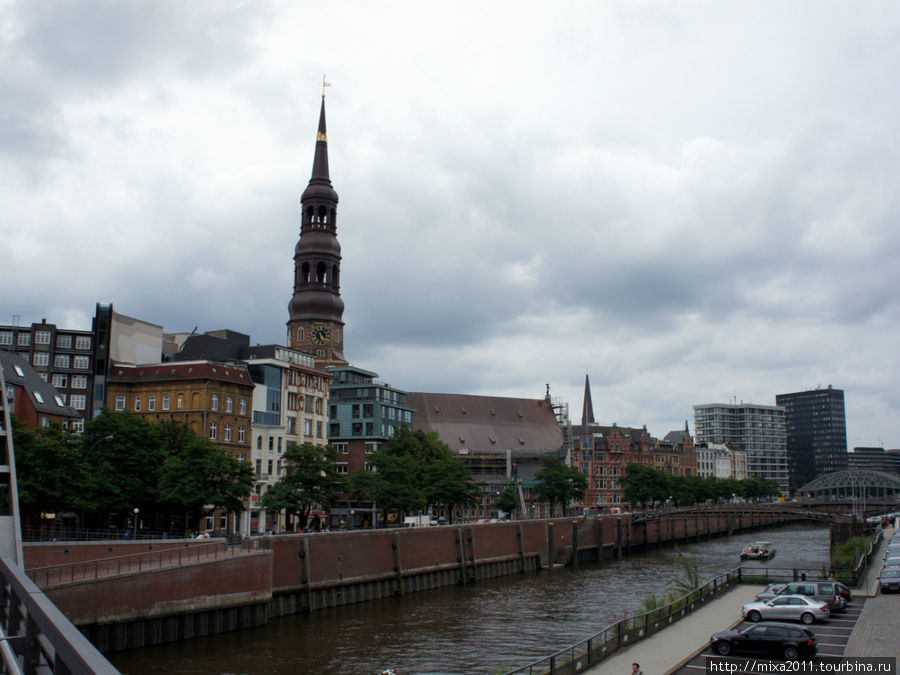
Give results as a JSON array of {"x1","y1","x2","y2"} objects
[{"x1": 693, "y1": 402, "x2": 788, "y2": 493}]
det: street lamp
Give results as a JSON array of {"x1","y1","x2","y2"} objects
[
  {"x1": 349, "y1": 509, "x2": 355, "y2": 530},
  {"x1": 132, "y1": 507, "x2": 140, "y2": 539}
]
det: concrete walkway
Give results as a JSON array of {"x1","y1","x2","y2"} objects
[
  {"x1": 844, "y1": 526, "x2": 899, "y2": 658},
  {"x1": 583, "y1": 584, "x2": 765, "y2": 674}
]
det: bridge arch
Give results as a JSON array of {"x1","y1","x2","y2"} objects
[{"x1": 799, "y1": 469, "x2": 900, "y2": 498}]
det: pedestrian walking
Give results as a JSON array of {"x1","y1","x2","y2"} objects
[{"x1": 632, "y1": 663, "x2": 644, "y2": 675}]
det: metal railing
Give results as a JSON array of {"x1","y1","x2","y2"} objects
[
  {"x1": 21, "y1": 526, "x2": 188, "y2": 542},
  {"x1": 28, "y1": 540, "x2": 253, "y2": 589},
  {"x1": 505, "y1": 561, "x2": 865, "y2": 675},
  {"x1": 0, "y1": 553, "x2": 117, "y2": 674},
  {"x1": 507, "y1": 569, "x2": 742, "y2": 674}
]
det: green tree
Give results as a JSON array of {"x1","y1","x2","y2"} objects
[
  {"x1": 84, "y1": 409, "x2": 164, "y2": 513},
  {"x1": 532, "y1": 456, "x2": 587, "y2": 516},
  {"x1": 157, "y1": 423, "x2": 254, "y2": 531},
  {"x1": 667, "y1": 546, "x2": 708, "y2": 597},
  {"x1": 622, "y1": 463, "x2": 668, "y2": 506},
  {"x1": 260, "y1": 443, "x2": 345, "y2": 528},
  {"x1": 495, "y1": 484, "x2": 519, "y2": 518},
  {"x1": 12, "y1": 418, "x2": 95, "y2": 529},
  {"x1": 351, "y1": 425, "x2": 479, "y2": 523}
]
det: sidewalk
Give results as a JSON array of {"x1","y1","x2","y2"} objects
[
  {"x1": 845, "y1": 526, "x2": 899, "y2": 658},
  {"x1": 583, "y1": 584, "x2": 765, "y2": 675}
]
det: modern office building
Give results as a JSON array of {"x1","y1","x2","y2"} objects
[
  {"x1": 848, "y1": 447, "x2": 900, "y2": 474},
  {"x1": 328, "y1": 365, "x2": 414, "y2": 527},
  {"x1": 775, "y1": 386, "x2": 848, "y2": 484},
  {"x1": 693, "y1": 401, "x2": 788, "y2": 493}
]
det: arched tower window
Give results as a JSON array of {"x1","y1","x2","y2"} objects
[
  {"x1": 301, "y1": 262, "x2": 310, "y2": 284},
  {"x1": 306, "y1": 206, "x2": 314, "y2": 224},
  {"x1": 316, "y1": 262, "x2": 327, "y2": 284},
  {"x1": 332, "y1": 265, "x2": 339, "y2": 289}
]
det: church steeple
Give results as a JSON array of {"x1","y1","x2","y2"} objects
[
  {"x1": 581, "y1": 371, "x2": 595, "y2": 425},
  {"x1": 287, "y1": 94, "x2": 347, "y2": 367}
]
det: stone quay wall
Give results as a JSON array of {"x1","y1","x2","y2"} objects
[{"x1": 24, "y1": 509, "x2": 803, "y2": 652}]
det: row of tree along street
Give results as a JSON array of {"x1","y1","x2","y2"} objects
[
  {"x1": 12, "y1": 414, "x2": 588, "y2": 536},
  {"x1": 620, "y1": 463, "x2": 780, "y2": 508},
  {"x1": 13, "y1": 413, "x2": 778, "y2": 538}
]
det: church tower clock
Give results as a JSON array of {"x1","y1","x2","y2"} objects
[{"x1": 287, "y1": 95, "x2": 348, "y2": 367}]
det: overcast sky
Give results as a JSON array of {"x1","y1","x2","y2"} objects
[{"x1": 2, "y1": 1, "x2": 899, "y2": 449}]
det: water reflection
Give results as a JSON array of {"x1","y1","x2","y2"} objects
[{"x1": 110, "y1": 524, "x2": 831, "y2": 674}]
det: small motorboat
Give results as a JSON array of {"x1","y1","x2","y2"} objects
[{"x1": 740, "y1": 541, "x2": 776, "y2": 560}]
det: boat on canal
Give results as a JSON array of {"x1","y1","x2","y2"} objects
[{"x1": 740, "y1": 541, "x2": 776, "y2": 560}]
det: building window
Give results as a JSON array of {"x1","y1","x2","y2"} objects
[
  {"x1": 256, "y1": 459, "x2": 262, "y2": 476},
  {"x1": 329, "y1": 423, "x2": 340, "y2": 436},
  {"x1": 34, "y1": 331, "x2": 51, "y2": 345},
  {"x1": 73, "y1": 356, "x2": 89, "y2": 369},
  {"x1": 0, "y1": 331, "x2": 12, "y2": 345},
  {"x1": 33, "y1": 352, "x2": 49, "y2": 366},
  {"x1": 304, "y1": 419, "x2": 312, "y2": 436},
  {"x1": 17, "y1": 333, "x2": 30, "y2": 346},
  {"x1": 238, "y1": 426, "x2": 245, "y2": 443},
  {"x1": 236, "y1": 453, "x2": 245, "y2": 463},
  {"x1": 267, "y1": 459, "x2": 273, "y2": 474},
  {"x1": 240, "y1": 398, "x2": 247, "y2": 415},
  {"x1": 162, "y1": 394, "x2": 170, "y2": 410},
  {"x1": 54, "y1": 354, "x2": 70, "y2": 368},
  {"x1": 226, "y1": 396, "x2": 233, "y2": 413},
  {"x1": 352, "y1": 422, "x2": 362, "y2": 436},
  {"x1": 335, "y1": 463, "x2": 349, "y2": 475},
  {"x1": 75, "y1": 336, "x2": 91, "y2": 350},
  {"x1": 352, "y1": 404, "x2": 360, "y2": 418},
  {"x1": 70, "y1": 418, "x2": 84, "y2": 433},
  {"x1": 316, "y1": 421, "x2": 323, "y2": 438},
  {"x1": 225, "y1": 424, "x2": 232, "y2": 441},
  {"x1": 71, "y1": 375, "x2": 86, "y2": 389},
  {"x1": 148, "y1": 395, "x2": 156, "y2": 411},
  {"x1": 177, "y1": 394, "x2": 183, "y2": 409},
  {"x1": 115, "y1": 395, "x2": 126, "y2": 411},
  {"x1": 70, "y1": 394, "x2": 86, "y2": 410},
  {"x1": 52, "y1": 374, "x2": 67, "y2": 389},
  {"x1": 210, "y1": 422, "x2": 218, "y2": 440},
  {"x1": 269, "y1": 437, "x2": 274, "y2": 451},
  {"x1": 56, "y1": 334, "x2": 72, "y2": 348},
  {"x1": 287, "y1": 417, "x2": 296, "y2": 435},
  {"x1": 257, "y1": 436, "x2": 263, "y2": 449},
  {"x1": 365, "y1": 442, "x2": 379, "y2": 454},
  {"x1": 134, "y1": 396, "x2": 142, "y2": 411},
  {"x1": 333, "y1": 442, "x2": 348, "y2": 454},
  {"x1": 211, "y1": 394, "x2": 219, "y2": 411}
]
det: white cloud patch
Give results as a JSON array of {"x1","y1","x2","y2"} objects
[{"x1": 2, "y1": 0, "x2": 900, "y2": 449}]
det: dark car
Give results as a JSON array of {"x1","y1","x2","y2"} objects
[{"x1": 710, "y1": 622, "x2": 817, "y2": 660}]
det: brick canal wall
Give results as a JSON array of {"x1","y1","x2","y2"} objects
[{"x1": 25, "y1": 510, "x2": 803, "y2": 652}]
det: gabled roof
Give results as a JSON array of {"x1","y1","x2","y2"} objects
[
  {"x1": 407, "y1": 392, "x2": 563, "y2": 456},
  {"x1": 0, "y1": 351, "x2": 80, "y2": 419}
]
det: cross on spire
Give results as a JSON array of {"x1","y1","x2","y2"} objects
[{"x1": 321, "y1": 74, "x2": 331, "y2": 99}]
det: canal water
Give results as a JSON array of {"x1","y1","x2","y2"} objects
[{"x1": 110, "y1": 524, "x2": 831, "y2": 675}]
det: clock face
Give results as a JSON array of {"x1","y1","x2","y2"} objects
[{"x1": 311, "y1": 324, "x2": 330, "y2": 345}]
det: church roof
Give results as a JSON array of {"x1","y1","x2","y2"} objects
[{"x1": 407, "y1": 392, "x2": 563, "y2": 456}]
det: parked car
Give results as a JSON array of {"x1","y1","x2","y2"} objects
[
  {"x1": 742, "y1": 595, "x2": 830, "y2": 624},
  {"x1": 879, "y1": 569, "x2": 900, "y2": 593},
  {"x1": 711, "y1": 622, "x2": 818, "y2": 659},
  {"x1": 754, "y1": 583, "x2": 788, "y2": 601},
  {"x1": 756, "y1": 581, "x2": 845, "y2": 613}
]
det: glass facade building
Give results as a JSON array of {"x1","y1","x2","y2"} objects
[
  {"x1": 693, "y1": 402, "x2": 789, "y2": 493},
  {"x1": 775, "y1": 386, "x2": 848, "y2": 484}
]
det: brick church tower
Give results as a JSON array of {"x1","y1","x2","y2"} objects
[{"x1": 287, "y1": 96, "x2": 348, "y2": 367}]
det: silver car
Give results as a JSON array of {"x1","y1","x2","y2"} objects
[{"x1": 742, "y1": 594, "x2": 830, "y2": 624}]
